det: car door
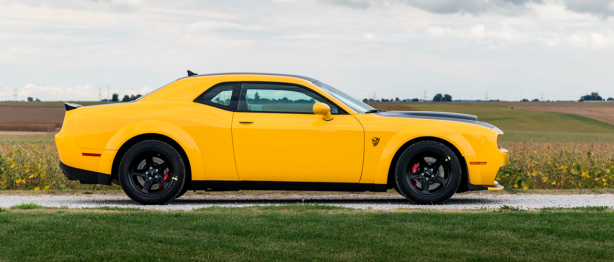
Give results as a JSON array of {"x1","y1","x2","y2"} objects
[{"x1": 231, "y1": 82, "x2": 364, "y2": 183}]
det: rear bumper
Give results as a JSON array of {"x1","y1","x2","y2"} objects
[{"x1": 59, "y1": 161, "x2": 113, "y2": 185}]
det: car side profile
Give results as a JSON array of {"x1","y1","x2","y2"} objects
[{"x1": 56, "y1": 72, "x2": 509, "y2": 204}]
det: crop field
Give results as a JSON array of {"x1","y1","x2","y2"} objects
[
  {"x1": 1, "y1": 101, "x2": 614, "y2": 191},
  {"x1": 0, "y1": 136, "x2": 613, "y2": 191},
  {"x1": 373, "y1": 102, "x2": 614, "y2": 142}
]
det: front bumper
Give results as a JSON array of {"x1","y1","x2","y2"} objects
[{"x1": 59, "y1": 161, "x2": 113, "y2": 185}]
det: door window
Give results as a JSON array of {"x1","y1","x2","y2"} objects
[{"x1": 237, "y1": 83, "x2": 339, "y2": 114}]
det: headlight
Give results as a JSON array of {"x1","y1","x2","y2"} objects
[{"x1": 492, "y1": 126, "x2": 504, "y2": 135}]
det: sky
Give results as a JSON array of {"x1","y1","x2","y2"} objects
[{"x1": 1, "y1": 0, "x2": 614, "y2": 102}]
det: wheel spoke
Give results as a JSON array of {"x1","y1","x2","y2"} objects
[
  {"x1": 155, "y1": 162, "x2": 168, "y2": 170},
  {"x1": 133, "y1": 172, "x2": 147, "y2": 178},
  {"x1": 430, "y1": 159, "x2": 442, "y2": 169},
  {"x1": 408, "y1": 172, "x2": 421, "y2": 179},
  {"x1": 140, "y1": 181, "x2": 152, "y2": 193},
  {"x1": 422, "y1": 180, "x2": 430, "y2": 192},
  {"x1": 418, "y1": 157, "x2": 428, "y2": 168},
  {"x1": 433, "y1": 176, "x2": 447, "y2": 185},
  {"x1": 157, "y1": 178, "x2": 169, "y2": 188},
  {"x1": 145, "y1": 155, "x2": 154, "y2": 167}
]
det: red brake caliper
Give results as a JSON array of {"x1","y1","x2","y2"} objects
[
  {"x1": 411, "y1": 163, "x2": 419, "y2": 186},
  {"x1": 159, "y1": 171, "x2": 171, "y2": 190}
]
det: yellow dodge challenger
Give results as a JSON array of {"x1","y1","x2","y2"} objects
[{"x1": 56, "y1": 72, "x2": 509, "y2": 204}]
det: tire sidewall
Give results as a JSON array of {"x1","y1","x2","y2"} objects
[
  {"x1": 395, "y1": 141, "x2": 462, "y2": 204},
  {"x1": 119, "y1": 140, "x2": 186, "y2": 205}
]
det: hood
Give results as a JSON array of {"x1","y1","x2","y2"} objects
[{"x1": 376, "y1": 111, "x2": 494, "y2": 129}]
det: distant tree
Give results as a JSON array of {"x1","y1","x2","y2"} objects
[
  {"x1": 134, "y1": 94, "x2": 142, "y2": 100},
  {"x1": 442, "y1": 94, "x2": 452, "y2": 102},
  {"x1": 580, "y1": 92, "x2": 603, "y2": 101},
  {"x1": 130, "y1": 94, "x2": 136, "y2": 100},
  {"x1": 35, "y1": 98, "x2": 40, "y2": 102},
  {"x1": 608, "y1": 97, "x2": 614, "y2": 101},
  {"x1": 122, "y1": 95, "x2": 130, "y2": 102},
  {"x1": 521, "y1": 99, "x2": 529, "y2": 102},
  {"x1": 432, "y1": 93, "x2": 443, "y2": 102},
  {"x1": 412, "y1": 98, "x2": 420, "y2": 102},
  {"x1": 532, "y1": 99, "x2": 539, "y2": 102},
  {"x1": 101, "y1": 99, "x2": 109, "y2": 102},
  {"x1": 27, "y1": 97, "x2": 33, "y2": 102},
  {"x1": 363, "y1": 98, "x2": 368, "y2": 103},
  {"x1": 112, "y1": 93, "x2": 119, "y2": 102},
  {"x1": 395, "y1": 97, "x2": 400, "y2": 102}
]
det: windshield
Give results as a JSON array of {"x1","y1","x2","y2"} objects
[{"x1": 314, "y1": 82, "x2": 375, "y2": 114}]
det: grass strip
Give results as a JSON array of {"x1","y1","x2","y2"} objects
[
  {"x1": 1, "y1": 207, "x2": 613, "y2": 261},
  {"x1": 9, "y1": 203, "x2": 43, "y2": 209}
]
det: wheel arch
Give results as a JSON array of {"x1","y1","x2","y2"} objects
[
  {"x1": 110, "y1": 133, "x2": 193, "y2": 188},
  {"x1": 385, "y1": 136, "x2": 470, "y2": 193}
]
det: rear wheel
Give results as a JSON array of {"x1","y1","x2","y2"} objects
[
  {"x1": 175, "y1": 186, "x2": 189, "y2": 198},
  {"x1": 119, "y1": 140, "x2": 186, "y2": 205},
  {"x1": 395, "y1": 140, "x2": 461, "y2": 204}
]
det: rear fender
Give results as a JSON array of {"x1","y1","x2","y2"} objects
[{"x1": 98, "y1": 120, "x2": 204, "y2": 178}]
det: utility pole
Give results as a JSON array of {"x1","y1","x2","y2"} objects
[
  {"x1": 423, "y1": 91, "x2": 426, "y2": 102},
  {"x1": 13, "y1": 88, "x2": 18, "y2": 101},
  {"x1": 541, "y1": 93, "x2": 544, "y2": 102},
  {"x1": 98, "y1": 87, "x2": 102, "y2": 101},
  {"x1": 107, "y1": 85, "x2": 110, "y2": 104},
  {"x1": 485, "y1": 93, "x2": 488, "y2": 101}
]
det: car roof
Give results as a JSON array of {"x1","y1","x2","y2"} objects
[{"x1": 179, "y1": 72, "x2": 319, "y2": 83}]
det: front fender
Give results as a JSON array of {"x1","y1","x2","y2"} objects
[
  {"x1": 98, "y1": 120, "x2": 204, "y2": 178},
  {"x1": 372, "y1": 125, "x2": 476, "y2": 184}
]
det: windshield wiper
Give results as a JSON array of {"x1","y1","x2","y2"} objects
[{"x1": 365, "y1": 109, "x2": 386, "y2": 114}]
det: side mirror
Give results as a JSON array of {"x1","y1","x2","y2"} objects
[{"x1": 313, "y1": 102, "x2": 334, "y2": 121}]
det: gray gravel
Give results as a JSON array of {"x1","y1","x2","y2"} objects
[{"x1": 2, "y1": 193, "x2": 614, "y2": 210}]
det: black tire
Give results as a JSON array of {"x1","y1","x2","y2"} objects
[
  {"x1": 394, "y1": 140, "x2": 461, "y2": 204},
  {"x1": 119, "y1": 140, "x2": 186, "y2": 205},
  {"x1": 175, "y1": 186, "x2": 189, "y2": 198}
]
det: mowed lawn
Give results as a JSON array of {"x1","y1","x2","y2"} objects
[
  {"x1": 373, "y1": 102, "x2": 614, "y2": 142},
  {"x1": 1, "y1": 206, "x2": 613, "y2": 261}
]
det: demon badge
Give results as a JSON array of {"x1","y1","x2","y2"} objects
[{"x1": 372, "y1": 137, "x2": 380, "y2": 146}]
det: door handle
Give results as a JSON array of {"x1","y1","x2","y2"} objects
[{"x1": 238, "y1": 120, "x2": 254, "y2": 124}]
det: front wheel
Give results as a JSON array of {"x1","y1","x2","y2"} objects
[
  {"x1": 119, "y1": 140, "x2": 186, "y2": 205},
  {"x1": 395, "y1": 140, "x2": 461, "y2": 204}
]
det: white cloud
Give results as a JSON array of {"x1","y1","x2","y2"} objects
[
  {"x1": 1, "y1": 0, "x2": 614, "y2": 102},
  {"x1": 567, "y1": 31, "x2": 614, "y2": 48}
]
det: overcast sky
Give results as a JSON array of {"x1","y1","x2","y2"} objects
[{"x1": 1, "y1": 0, "x2": 614, "y2": 101}]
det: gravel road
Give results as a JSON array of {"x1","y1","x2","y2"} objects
[{"x1": 2, "y1": 193, "x2": 614, "y2": 210}]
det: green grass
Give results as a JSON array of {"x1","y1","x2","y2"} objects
[
  {"x1": 374, "y1": 103, "x2": 614, "y2": 142},
  {"x1": 1, "y1": 208, "x2": 614, "y2": 261},
  {"x1": 0, "y1": 133, "x2": 56, "y2": 143},
  {"x1": 540, "y1": 206, "x2": 611, "y2": 212},
  {"x1": 10, "y1": 203, "x2": 44, "y2": 209}
]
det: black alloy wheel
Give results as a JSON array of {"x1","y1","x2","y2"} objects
[
  {"x1": 119, "y1": 140, "x2": 186, "y2": 205},
  {"x1": 395, "y1": 140, "x2": 461, "y2": 204}
]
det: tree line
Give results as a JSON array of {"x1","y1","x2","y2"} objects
[
  {"x1": 363, "y1": 93, "x2": 453, "y2": 103},
  {"x1": 102, "y1": 93, "x2": 142, "y2": 102}
]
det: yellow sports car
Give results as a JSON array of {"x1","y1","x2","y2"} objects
[{"x1": 56, "y1": 72, "x2": 509, "y2": 204}]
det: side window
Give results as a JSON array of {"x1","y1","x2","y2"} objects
[
  {"x1": 194, "y1": 83, "x2": 240, "y2": 110},
  {"x1": 237, "y1": 83, "x2": 339, "y2": 114}
]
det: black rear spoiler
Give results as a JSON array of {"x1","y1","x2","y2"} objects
[{"x1": 65, "y1": 103, "x2": 83, "y2": 111}]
